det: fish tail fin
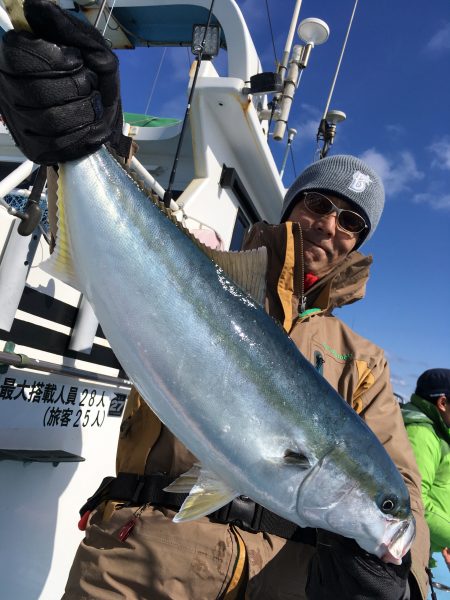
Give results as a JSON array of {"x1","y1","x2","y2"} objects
[
  {"x1": 40, "y1": 166, "x2": 82, "y2": 290},
  {"x1": 164, "y1": 464, "x2": 238, "y2": 522}
]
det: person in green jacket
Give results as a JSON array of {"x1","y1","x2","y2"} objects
[{"x1": 403, "y1": 368, "x2": 450, "y2": 569}]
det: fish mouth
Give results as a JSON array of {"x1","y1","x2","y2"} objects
[{"x1": 381, "y1": 516, "x2": 416, "y2": 565}]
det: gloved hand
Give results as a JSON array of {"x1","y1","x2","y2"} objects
[
  {"x1": 306, "y1": 530, "x2": 412, "y2": 600},
  {"x1": 0, "y1": 0, "x2": 131, "y2": 164}
]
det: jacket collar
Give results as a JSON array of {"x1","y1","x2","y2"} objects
[
  {"x1": 242, "y1": 222, "x2": 372, "y2": 330},
  {"x1": 407, "y1": 394, "x2": 450, "y2": 443},
  {"x1": 306, "y1": 250, "x2": 373, "y2": 313}
]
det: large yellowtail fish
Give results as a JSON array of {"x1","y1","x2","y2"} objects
[{"x1": 42, "y1": 146, "x2": 414, "y2": 564}]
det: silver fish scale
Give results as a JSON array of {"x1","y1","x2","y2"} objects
[{"x1": 59, "y1": 147, "x2": 409, "y2": 533}]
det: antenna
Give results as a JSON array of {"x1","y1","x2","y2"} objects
[
  {"x1": 317, "y1": 109, "x2": 346, "y2": 159},
  {"x1": 273, "y1": 18, "x2": 329, "y2": 142},
  {"x1": 279, "y1": 128, "x2": 297, "y2": 179},
  {"x1": 318, "y1": 0, "x2": 359, "y2": 150}
]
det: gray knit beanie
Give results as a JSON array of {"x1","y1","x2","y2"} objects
[{"x1": 281, "y1": 154, "x2": 385, "y2": 248}]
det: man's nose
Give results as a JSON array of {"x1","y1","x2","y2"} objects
[{"x1": 314, "y1": 211, "x2": 338, "y2": 235}]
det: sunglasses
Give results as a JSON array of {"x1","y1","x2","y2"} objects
[{"x1": 303, "y1": 192, "x2": 367, "y2": 236}]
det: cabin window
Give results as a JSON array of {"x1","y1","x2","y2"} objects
[{"x1": 230, "y1": 208, "x2": 250, "y2": 251}]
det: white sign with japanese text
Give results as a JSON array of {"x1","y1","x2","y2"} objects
[{"x1": 0, "y1": 367, "x2": 130, "y2": 430}]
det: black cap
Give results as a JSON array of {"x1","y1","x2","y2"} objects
[{"x1": 415, "y1": 368, "x2": 450, "y2": 402}]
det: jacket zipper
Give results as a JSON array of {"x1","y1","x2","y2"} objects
[{"x1": 293, "y1": 222, "x2": 307, "y2": 313}]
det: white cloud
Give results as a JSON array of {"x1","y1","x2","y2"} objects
[
  {"x1": 413, "y1": 192, "x2": 450, "y2": 211},
  {"x1": 238, "y1": 0, "x2": 267, "y2": 28},
  {"x1": 429, "y1": 137, "x2": 450, "y2": 170},
  {"x1": 385, "y1": 124, "x2": 405, "y2": 137},
  {"x1": 159, "y1": 93, "x2": 188, "y2": 119},
  {"x1": 390, "y1": 374, "x2": 407, "y2": 388},
  {"x1": 166, "y1": 48, "x2": 193, "y2": 83},
  {"x1": 299, "y1": 103, "x2": 322, "y2": 118},
  {"x1": 290, "y1": 104, "x2": 322, "y2": 146},
  {"x1": 360, "y1": 149, "x2": 424, "y2": 196},
  {"x1": 426, "y1": 22, "x2": 450, "y2": 53}
]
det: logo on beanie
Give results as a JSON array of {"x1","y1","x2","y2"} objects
[{"x1": 348, "y1": 171, "x2": 372, "y2": 193}]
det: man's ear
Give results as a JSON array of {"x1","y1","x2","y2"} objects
[{"x1": 436, "y1": 394, "x2": 447, "y2": 413}]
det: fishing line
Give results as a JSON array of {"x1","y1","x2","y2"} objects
[
  {"x1": 264, "y1": 0, "x2": 278, "y2": 65},
  {"x1": 321, "y1": 0, "x2": 359, "y2": 120},
  {"x1": 290, "y1": 145, "x2": 297, "y2": 178},
  {"x1": 144, "y1": 47, "x2": 167, "y2": 115}
]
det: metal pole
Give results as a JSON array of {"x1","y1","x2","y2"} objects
[
  {"x1": 279, "y1": 128, "x2": 297, "y2": 179},
  {"x1": 273, "y1": 45, "x2": 303, "y2": 141},
  {"x1": 0, "y1": 220, "x2": 40, "y2": 331},
  {"x1": 278, "y1": 0, "x2": 303, "y2": 80},
  {"x1": 130, "y1": 156, "x2": 171, "y2": 204},
  {"x1": 0, "y1": 160, "x2": 37, "y2": 200},
  {"x1": 0, "y1": 350, "x2": 132, "y2": 388},
  {"x1": 68, "y1": 295, "x2": 99, "y2": 354}
]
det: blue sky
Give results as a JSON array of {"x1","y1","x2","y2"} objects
[
  {"x1": 117, "y1": 0, "x2": 450, "y2": 400},
  {"x1": 117, "y1": 0, "x2": 449, "y2": 589}
]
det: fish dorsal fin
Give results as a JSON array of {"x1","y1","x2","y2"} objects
[
  {"x1": 124, "y1": 161, "x2": 268, "y2": 306},
  {"x1": 151, "y1": 196, "x2": 268, "y2": 305},
  {"x1": 40, "y1": 167, "x2": 82, "y2": 291},
  {"x1": 164, "y1": 464, "x2": 238, "y2": 522},
  {"x1": 206, "y1": 246, "x2": 267, "y2": 306}
]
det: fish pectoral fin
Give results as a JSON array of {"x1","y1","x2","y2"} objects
[
  {"x1": 163, "y1": 464, "x2": 202, "y2": 493},
  {"x1": 164, "y1": 466, "x2": 238, "y2": 522},
  {"x1": 267, "y1": 450, "x2": 312, "y2": 469}
]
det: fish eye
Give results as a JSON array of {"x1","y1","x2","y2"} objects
[{"x1": 380, "y1": 495, "x2": 398, "y2": 514}]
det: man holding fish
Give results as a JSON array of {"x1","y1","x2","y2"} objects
[{"x1": 0, "y1": 1, "x2": 430, "y2": 598}]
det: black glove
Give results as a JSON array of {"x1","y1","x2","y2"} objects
[
  {"x1": 0, "y1": 0, "x2": 131, "y2": 164},
  {"x1": 306, "y1": 530, "x2": 412, "y2": 600}
]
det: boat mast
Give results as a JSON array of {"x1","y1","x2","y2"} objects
[{"x1": 278, "y1": 0, "x2": 303, "y2": 82}]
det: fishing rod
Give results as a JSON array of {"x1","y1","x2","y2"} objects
[{"x1": 163, "y1": 0, "x2": 217, "y2": 208}]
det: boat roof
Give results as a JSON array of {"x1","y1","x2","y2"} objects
[
  {"x1": 111, "y1": 5, "x2": 225, "y2": 49},
  {"x1": 1, "y1": 1, "x2": 262, "y2": 82}
]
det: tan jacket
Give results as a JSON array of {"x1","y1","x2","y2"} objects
[{"x1": 69, "y1": 222, "x2": 429, "y2": 600}]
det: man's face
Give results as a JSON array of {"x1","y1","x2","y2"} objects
[
  {"x1": 287, "y1": 194, "x2": 362, "y2": 278},
  {"x1": 438, "y1": 396, "x2": 450, "y2": 428}
]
